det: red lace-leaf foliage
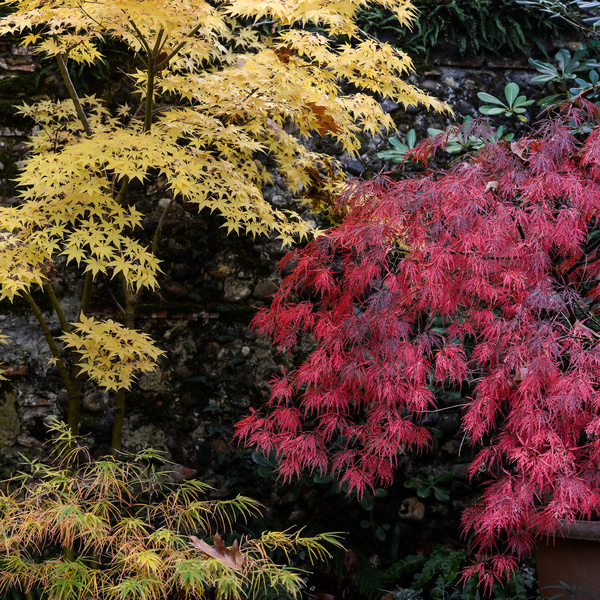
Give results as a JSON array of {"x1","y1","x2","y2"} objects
[{"x1": 236, "y1": 102, "x2": 600, "y2": 583}]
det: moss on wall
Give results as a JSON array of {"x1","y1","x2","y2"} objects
[
  {"x1": 0, "y1": 72, "x2": 38, "y2": 97},
  {"x1": 0, "y1": 389, "x2": 19, "y2": 448}
]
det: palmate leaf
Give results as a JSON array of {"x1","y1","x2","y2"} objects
[
  {"x1": 0, "y1": 0, "x2": 449, "y2": 472},
  {"x1": 59, "y1": 316, "x2": 163, "y2": 391},
  {"x1": 0, "y1": 0, "x2": 446, "y2": 248}
]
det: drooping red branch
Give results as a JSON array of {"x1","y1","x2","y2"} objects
[{"x1": 236, "y1": 101, "x2": 600, "y2": 584}]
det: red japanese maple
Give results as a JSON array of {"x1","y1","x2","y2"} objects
[{"x1": 236, "y1": 102, "x2": 600, "y2": 583}]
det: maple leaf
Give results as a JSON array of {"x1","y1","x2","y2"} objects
[
  {"x1": 0, "y1": 0, "x2": 446, "y2": 452},
  {"x1": 305, "y1": 102, "x2": 342, "y2": 137},
  {"x1": 60, "y1": 316, "x2": 163, "y2": 391}
]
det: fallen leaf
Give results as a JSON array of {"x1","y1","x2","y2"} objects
[
  {"x1": 343, "y1": 549, "x2": 359, "y2": 572},
  {"x1": 190, "y1": 534, "x2": 245, "y2": 571},
  {"x1": 484, "y1": 181, "x2": 499, "y2": 193},
  {"x1": 274, "y1": 45, "x2": 295, "y2": 64},
  {"x1": 510, "y1": 141, "x2": 527, "y2": 160}
]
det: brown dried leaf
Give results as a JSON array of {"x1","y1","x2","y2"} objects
[
  {"x1": 510, "y1": 141, "x2": 527, "y2": 161},
  {"x1": 154, "y1": 52, "x2": 168, "y2": 70},
  {"x1": 274, "y1": 45, "x2": 295, "y2": 64},
  {"x1": 306, "y1": 102, "x2": 342, "y2": 137},
  {"x1": 484, "y1": 181, "x2": 499, "y2": 193},
  {"x1": 343, "y1": 548, "x2": 359, "y2": 572},
  {"x1": 190, "y1": 533, "x2": 245, "y2": 571}
]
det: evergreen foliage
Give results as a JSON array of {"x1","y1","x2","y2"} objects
[{"x1": 358, "y1": 0, "x2": 561, "y2": 55}]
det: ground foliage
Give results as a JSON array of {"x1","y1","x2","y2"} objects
[{"x1": 238, "y1": 101, "x2": 600, "y2": 585}]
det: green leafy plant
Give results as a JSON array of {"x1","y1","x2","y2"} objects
[
  {"x1": 477, "y1": 83, "x2": 534, "y2": 122},
  {"x1": 384, "y1": 545, "x2": 533, "y2": 600},
  {"x1": 377, "y1": 129, "x2": 417, "y2": 163},
  {"x1": 544, "y1": 581, "x2": 598, "y2": 600},
  {"x1": 529, "y1": 48, "x2": 600, "y2": 105},
  {"x1": 517, "y1": 0, "x2": 600, "y2": 32},
  {"x1": 379, "y1": 118, "x2": 514, "y2": 165},
  {"x1": 426, "y1": 120, "x2": 513, "y2": 155},
  {"x1": 0, "y1": 422, "x2": 343, "y2": 600},
  {"x1": 530, "y1": 48, "x2": 589, "y2": 86},
  {"x1": 404, "y1": 471, "x2": 454, "y2": 502},
  {"x1": 571, "y1": 65, "x2": 600, "y2": 101},
  {"x1": 386, "y1": 588, "x2": 423, "y2": 600}
]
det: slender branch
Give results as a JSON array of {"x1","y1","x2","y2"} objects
[
  {"x1": 114, "y1": 177, "x2": 130, "y2": 206},
  {"x1": 23, "y1": 292, "x2": 78, "y2": 428},
  {"x1": 102, "y1": 273, "x2": 125, "y2": 316},
  {"x1": 78, "y1": 271, "x2": 94, "y2": 321},
  {"x1": 111, "y1": 388, "x2": 126, "y2": 454},
  {"x1": 127, "y1": 20, "x2": 160, "y2": 133},
  {"x1": 151, "y1": 196, "x2": 177, "y2": 255},
  {"x1": 55, "y1": 51, "x2": 93, "y2": 137},
  {"x1": 62, "y1": 546, "x2": 75, "y2": 561},
  {"x1": 155, "y1": 22, "x2": 204, "y2": 70},
  {"x1": 23, "y1": 292, "x2": 73, "y2": 390},
  {"x1": 111, "y1": 20, "x2": 199, "y2": 451},
  {"x1": 44, "y1": 283, "x2": 71, "y2": 334},
  {"x1": 111, "y1": 274, "x2": 136, "y2": 454},
  {"x1": 564, "y1": 234, "x2": 600, "y2": 277},
  {"x1": 152, "y1": 27, "x2": 165, "y2": 56},
  {"x1": 128, "y1": 19, "x2": 153, "y2": 57},
  {"x1": 252, "y1": 18, "x2": 281, "y2": 28},
  {"x1": 144, "y1": 64, "x2": 156, "y2": 133}
]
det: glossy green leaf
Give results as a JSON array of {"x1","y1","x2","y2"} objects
[
  {"x1": 504, "y1": 82, "x2": 520, "y2": 106},
  {"x1": 479, "y1": 106, "x2": 506, "y2": 115},
  {"x1": 477, "y1": 91, "x2": 503, "y2": 105}
]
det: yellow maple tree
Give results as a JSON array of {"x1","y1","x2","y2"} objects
[{"x1": 0, "y1": 0, "x2": 445, "y2": 450}]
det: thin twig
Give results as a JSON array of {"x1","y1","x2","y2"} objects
[
  {"x1": 151, "y1": 196, "x2": 177, "y2": 255},
  {"x1": 102, "y1": 273, "x2": 125, "y2": 316}
]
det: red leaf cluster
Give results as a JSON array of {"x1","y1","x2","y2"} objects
[{"x1": 236, "y1": 102, "x2": 600, "y2": 582}]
